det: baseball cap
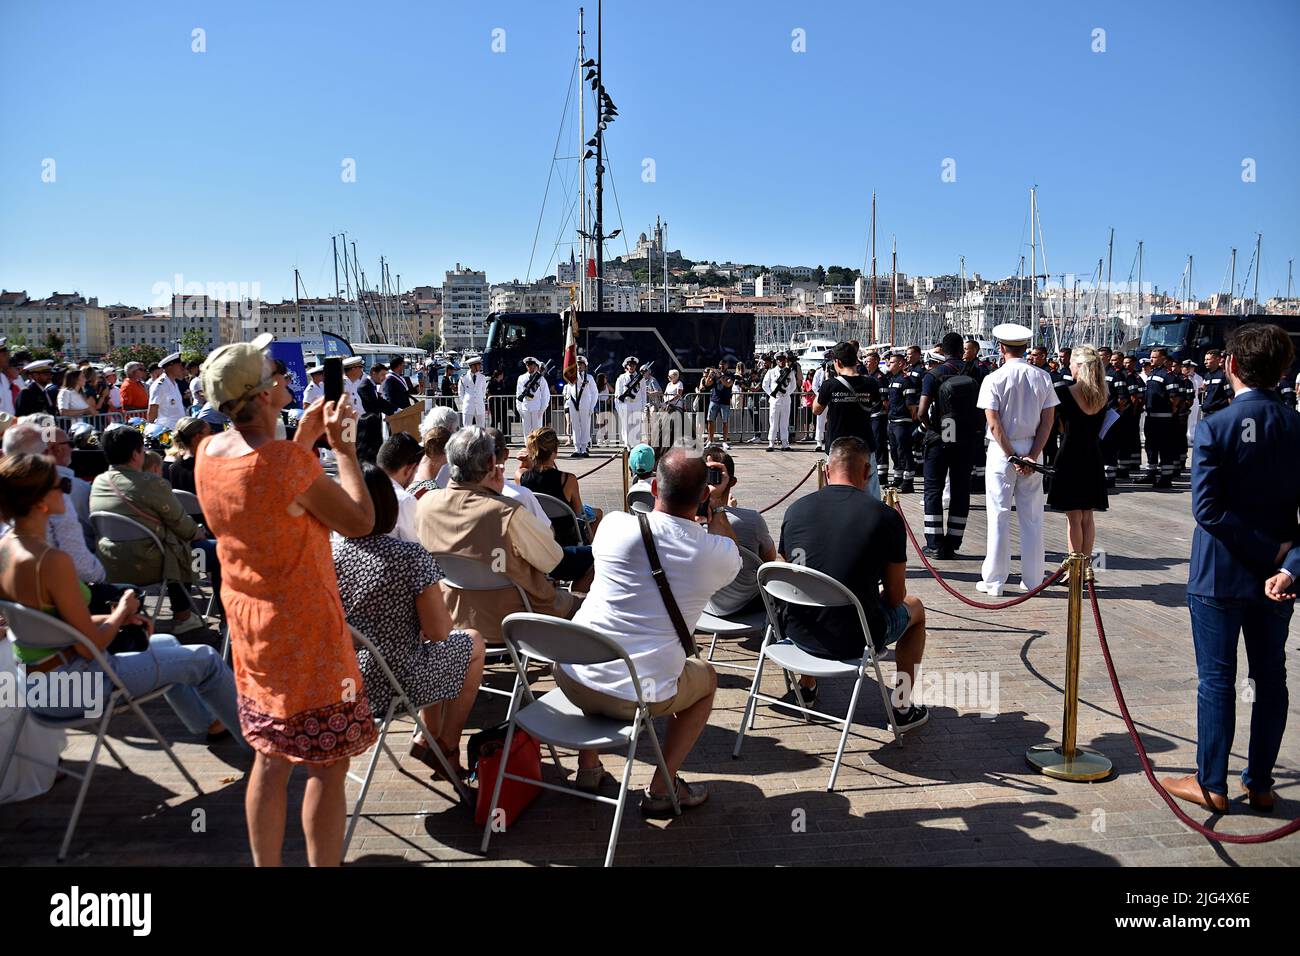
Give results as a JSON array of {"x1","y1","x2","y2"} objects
[
  {"x1": 628, "y1": 443, "x2": 655, "y2": 476},
  {"x1": 200, "y1": 332, "x2": 275, "y2": 411}
]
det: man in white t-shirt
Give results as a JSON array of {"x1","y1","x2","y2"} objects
[
  {"x1": 556, "y1": 448, "x2": 740, "y2": 816},
  {"x1": 148, "y1": 352, "x2": 186, "y2": 429}
]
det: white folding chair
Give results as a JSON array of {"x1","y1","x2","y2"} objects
[
  {"x1": 430, "y1": 553, "x2": 532, "y2": 701},
  {"x1": 341, "y1": 626, "x2": 470, "y2": 860},
  {"x1": 732, "y1": 563, "x2": 903, "y2": 791},
  {"x1": 533, "y1": 491, "x2": 589, "y2": 546},
  {"x1": 169, "y1": 491, "x2": 219, "y2": 617},
  {"x1": 626, "y1": 489, "x2": 655, "y2": 513},
  {"x1": 480, "y1": 613, "x2": 680, "y2": 868},
  {"x1": 88, "y1": 511, "x2": 173, "y2": 624},
  {"x1": 0, "y1": 601, "x2": 202, "y2": 861},
  {"x1": 697, "y1": 546, "x2": 768, "y2": 674}
]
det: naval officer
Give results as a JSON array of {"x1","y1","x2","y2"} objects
[
  {"x1": 563, "y1": 355, "x2": 599, "y2": 457},
  {"x1": 976, "y1": 323, "x2": 1059, "y2": 597},
  {"x1": 458, "y1": 353, "x2": 488, "y2": 429},
  {"x1": 515, "y1": 356, "x2": 550, "y2": 436},
  {"x1": 302, "y1": 364, "x2": 325, "y2": 406}
]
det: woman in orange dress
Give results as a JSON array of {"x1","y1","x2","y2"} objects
[{"x1": 195, "y1": 335, "x2": 377, "y2": 866}]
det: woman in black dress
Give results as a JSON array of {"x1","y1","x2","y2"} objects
[{"x1": 1047, "y1": 344, "x2": 1110, "y2": 557}]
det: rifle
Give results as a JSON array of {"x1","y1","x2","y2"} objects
[
  {"x1": 618, "y1": 362, "x2": 653, "y2": 403},
  {"x1": 1008, "y1": 454, "x2": 1055, "y2": 477},
  {"x1": 520, "y1": 362, "x2": 552, "y2": 402},
  {"x1": 770, "y1": 365, "x2": 793, "y2": 396}
]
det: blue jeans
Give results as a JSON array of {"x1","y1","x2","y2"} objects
[
  {"x1": 38, "y1": 635, "x2": 246, "y2": 745},
  {"x1": 1187, "y1": 594, "x2": 1292, "y2": 795}
]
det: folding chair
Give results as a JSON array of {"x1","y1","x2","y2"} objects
[
  {"x1": 169, "y1": 491, "x2": 219, "y2": 617},
  {"x1": 88, "y1": 511, "x2": 173, "y2": 624},
  {"x1": 533, "y1": 491, "x2": 589, "y2": 546},
  {"x1": 481, "y1": 613, "x2": 680, "y2": 868},
  {"x1": 626, "y1": 488, "x2": 655, "y2": 513},
  {"x1": 430, "y1": 553, "x2": 532, "y2": 701},
  {"x1": 732, "y1": 563, "x2": 903, "y2": 791},
  {"x1": 697, "y1": 546, "x2": 768, "y2": 674},
  {"x1": 0, "y1": 601, "x2": 202, "y2": 861},
  {"x1": 341, "y1": 626, "x2": 471, "y2": 859}
]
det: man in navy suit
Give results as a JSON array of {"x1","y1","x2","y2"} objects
[{"x1": 1162, "y1": 323, "x2": 1300, "y2": 815}]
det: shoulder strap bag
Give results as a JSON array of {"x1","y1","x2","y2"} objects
[{"x1": 636, "y1": 511, "x2": 696, "y2": 656}]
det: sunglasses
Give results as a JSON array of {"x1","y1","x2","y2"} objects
[{"x1": 46, "y1": 476, "x2": 73, "y2": 496}]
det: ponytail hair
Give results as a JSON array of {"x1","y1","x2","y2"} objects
[{"x1": 1072, "y1": 345, "x2": 1108, "y2": 415}]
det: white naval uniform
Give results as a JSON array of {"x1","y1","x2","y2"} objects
[
  {"x1": 148, "y1": 375, "x2": 185, "y2": 430},
  {"x1": 343, "y1": 374, "x2": 362, "y2": 408},
  {"x1": 613, "y1": 371, "x2": 649, "y2": 447},
  {"x1": 977, "y1": 357, "x2": 1060, "y2": 591},
  {"x1": 762, "y1": 364, "x2": 795, "y2": 448},
  {"x1": 811, "y1": 367, "x2": 828, "y2": 445},
  {"x1": 459, "y1": 369, "x2": 488, "y2": 428},
  {"x1": 302, "y1": 380, "x2": 324, "y2": 406},
  {"x1": 515, "y1": 371, "x2": 550, "y2": 435},
  {"x1": 564, "y1": 372, "x2": 599, "y2": 453}
]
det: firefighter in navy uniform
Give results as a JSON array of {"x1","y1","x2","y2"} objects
[
  {"x1": 1119, "y1": 354, "x2": 1144, "y2": 478},
  {"x1": 863, "y1": 349, "x2": 891, "y2": 478},
  {"x1": 886, "y1": 351, "x2": 918, "y2": 492},
  {"x1": 917, "y1": 333, "x2": 980, "y2": 559},
  {"x1": 963, "y1": 337, "x2": 990, "y2": 492},
  {"x1": 1199, "y1": 349, "x2": 1232, "y2": 417},
  {"x1": 1279, "y1": 370, "x2": 1297, "y2": 409},
  {"x1": 1142, "y1": 348, "x2": 1181, "y2": 487},
  {"x1": 1166, "y1": 360, "x2": 1190, "y2": 479},
  {"x1": 1101, "y1": 356, "x2": 1127, "y2": 487}
]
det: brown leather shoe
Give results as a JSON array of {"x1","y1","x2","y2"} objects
[
  {"x1": 1240, "y1": 781, "x2": 1275, "y2": 813},
  {"x1": 1160, "y1": 774, "x2": 1229, "y2": 813}
]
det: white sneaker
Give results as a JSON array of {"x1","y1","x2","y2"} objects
[
  {"x1": 975, "y1": 581, "x2": 1003, "y2": 598},
  {"x1": 782, "y1": 445, "x2": 792, "y2": 451}
]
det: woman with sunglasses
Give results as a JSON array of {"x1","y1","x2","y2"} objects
[{"x1": 0, "y1": 453, "x2": 244, "y2": 744}]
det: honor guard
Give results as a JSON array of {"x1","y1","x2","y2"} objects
[
  {"x1": 1199, "y1": 349, "x2": 1232, "y2": 416},
  {"x1": 1141, "y1": 348, "x2": 1181, "y2": 487},
  {"x1": 614, "y1": 355, "x2": 650, "y2": 448},
  {"x1": 302, "y1": 364, "x2": 325, "y2": 406},
  {"x1": 458, "y1": 353, "x2": 488, "y2": 429},
  {"x1": 917, "y1": 332, "x2": 981, "y2": 558},
  {"x1": 515, "y1": 356, "x2": 550, "y2": 436},
  {"x1": 886, "y1": 351, "x2": 918, "y2": 492},
  {"x1": 864, "y1": 350, "x2": 891, "y2": 474},
  {"x1": 977, "y1": 323, "x2": 1059, "y2": 597},
  {"x1": 762, "y1": 350, "x2": 795, "y2": 451},
  {"x1": 564, "y1": 355, "x2": 599, "y2": 457}
]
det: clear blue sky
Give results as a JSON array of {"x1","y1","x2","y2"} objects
[{"x1": 2, "y1": 0, "x2": 1298, "y2": 307}]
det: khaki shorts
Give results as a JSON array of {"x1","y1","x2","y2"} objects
[{"x1": 554, "y1": 656, "x2": 715, "y2": 721}]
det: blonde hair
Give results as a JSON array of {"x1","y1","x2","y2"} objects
[
  {"x1": 1071, "y1": 345, "x2": 1108, "y2": 415},
  {"x1": 525, "y1": 427, "x2": 559, "y2": 464}
]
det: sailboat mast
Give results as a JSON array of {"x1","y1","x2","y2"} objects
[
  {"x1": 1137, "y1": 240, "x2": 1143, "y2": 322},
  {"x1": 577, "y1": 6, "x2": 588, "y2": 312},
  {"x1": 593, "y1": 0, "x2": 604, "y2": 313},
  {"x1": 1105, "y1": 227, "x2": 1114, "y2": 342},
  {"x1": 889, "y1": 235, "x2": 896, "y2": 346},
  {"x1": 1252, "y1": 233, "x2": 1261, "y2": 311},
  {"x1": 1029, "y1": 186, "x2": 1037, "y2": 346},
  {"x1": 870, "y1": 192, "x2": 876, "y2": 340},
  {"x1": 294, "y1": 268, "x2": 301, "y2": 332},
  {"x1": 1228, "y1": 248, "x2": 1236, "y2": 315},
  {"x1": 663, "y1": 220, "x2": 668, "y2": 312},
  {"x1": 1188, "y1": 255, "x2": 1194, "y2": 312},
  {"x1": 332, "y1": 236, "x2": 341, "y2": 301}
]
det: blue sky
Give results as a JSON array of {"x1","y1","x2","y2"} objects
[{"x1": 2, "y1": 0, "x2": 1297, "y2": 307}]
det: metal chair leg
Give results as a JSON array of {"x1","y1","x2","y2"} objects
[
  {"x1": 343, "y1": 706, "x2": 395, "y2": 858},
  {"x1": 605, "y1": 718, "x2": 644, "y2": 868},
  {"x1": 828, "y1": 674, "x2": 866, "y2": 792},
  {"x1": 126, "y1": 695, "x2": 202, "y2": 796},
  {"x1": 59, "y1": 706, "x2": 113, "y2": 861}
]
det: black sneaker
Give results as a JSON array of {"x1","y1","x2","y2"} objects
[
  {"x1": 793, "y1": 681, "x2": 818, "y2": 707},
  {"x1": 921, "y1": 546, "x2": 944, "y2": 559},
  {"x1": 892, "y1": 703, "x2": 930, "y2": 733}
]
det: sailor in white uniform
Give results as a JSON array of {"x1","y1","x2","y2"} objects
[
  {"x1": 762, "y1": 350, "x2": 796, "y2": 451},
  {"x1": 563, "y1": 355, "x2": 599, "y2": 457},
  {"x1": 148, "y1": 352, "x2": 187, "y2": 430},
  {"x1": 975, "y1": 323, "x2": 1060, "y2": 597},
  {"x1": 515, "y1": 356, "x2": 550, "y2": 436},
  {"x1": 302, "y1": 364, "x2": 325, "y2": 406},
  {"x1": 458, "y1": 353, "x2": 488, "y2": 429},
  {"x1": 342, "y1": 356, "x2": 365, "y2": 407},
  {"x1": 810, "y1": 360, "x2": 828, "y2": 451},
  {"x1": 613, "y1": 356, "x2": 650, "y2": 448}
]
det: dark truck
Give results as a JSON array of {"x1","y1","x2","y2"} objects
[
  {"x1": 1135, "y1": 312, "x2": 1300, "y2": 381},
  {"x1": 481, "y1": 310, "x2": 757, "y2": 389}
]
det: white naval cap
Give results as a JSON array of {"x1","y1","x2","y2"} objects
[
  {"x1": 306, "y1": 364, "x2": 325, "y2": 375},
  {"x1": 991, "y1": 323, "x2": 1033, "y2": 347},
  {"x1": 342, "y1": 356, "x2": 365, "y2": 368},
  {"x1": 23, "y1": 359, "x2": 54, "y2": 372},
  {"x1": 464, "y1": 353, "x2": 482, "y2": 365}
]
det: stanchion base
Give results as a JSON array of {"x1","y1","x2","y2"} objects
[{"x1": 1025, "y1": 743, "x2": 1112, "y2": 782}]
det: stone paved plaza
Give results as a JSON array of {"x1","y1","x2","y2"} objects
[{"x1": 2, "y1": 441, "x2": 1297, "y2": 867}]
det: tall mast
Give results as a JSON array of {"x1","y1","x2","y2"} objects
[
  {"x1": 1288, "y1": 258, "x2": 1294, "y2": 306},
  {"x1": 341, "y1": 233, "x2": 352, "y2": 301},
  {"x1": 1228, "y1": 247, "x2": 1236, "y2": 315},
  {"x1": 869, "y1": 192, "x2": 877, "y2": 340},
  {"x1": 889, "y1": 235, "x2": 896, "y2": 346},
  {"x1": 594, "y1": 0, "x2": 604, "y2": 313},
  {"x1": 1137, "y1": 240, "x2": 1143, "y2": 321},
  {"x1": 577, "y1": 6, "x2": 588, "y2": 312},
  {"x1": 959, "y1": 254, "x2": 965, "y2": 336},
  {"x1": 1187, "y1": 254, "x2": 1194, "y2": 312},
  {"x1": 1252, "y1": 232, "x2": 1261, "y2": 312},
  {"x1": 1105, "y1": 227, "x2": 1114, "y2": 342},
  {"x1": 1029, "y1": 186, "x2": 1037, "y2": 346},
  {"x1": 293, "y1": 268, "x2": 301, "y2": 335},
  {"x1": 332, "y1": 235, "x2": 341, "y2": 302},
  {"x1": 663, "y1": 220, "x2": 668, "y2": 312}
]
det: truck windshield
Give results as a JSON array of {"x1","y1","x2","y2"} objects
[
  {"x1": 1140, "y1": 319, "x2": 1190, "y2": 348},
  {"x1": 489, "y1": 321, "x2": 528, "y2": 349}
]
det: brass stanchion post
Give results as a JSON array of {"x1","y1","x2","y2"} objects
[
  {"x1": 621, "y1": 445, "x2": 630, "y2": 512},
  {"x1": 1027, "y1": 553, "x2": 1112, "y2": 781},
  {"x1": 883, "y1": 486, "x2": 899, "y2": 508},
  {"x1": 817, "y1": 458, "x2": 826, "y2": 490}
]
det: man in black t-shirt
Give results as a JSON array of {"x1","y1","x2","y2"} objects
[
  {"x1": 813, "y1": 341, "x2": 883, "y2": 499},
  {"x1": 777, "y1": 437, "x2": 930, "y2": 730}
]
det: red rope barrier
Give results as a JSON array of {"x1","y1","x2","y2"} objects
[
  {"x1": 891, "y1": 500, "x2": 1066, "y2": 609},
  {"x1": 574, "y1": 454, "x2": 620, "y2": 481},
  {"x1": 758, "y1": 463, "x2": 820, "y2": 514},
  {"x1": 1088, "y1": 579, "x2": 1299, "y2": 843}
]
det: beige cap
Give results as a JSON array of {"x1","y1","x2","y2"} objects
[{"x1": 201, "y1": 332, "x2": 274, "y2": 411}]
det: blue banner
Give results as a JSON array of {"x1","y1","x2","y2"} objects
[
  {"x1": 268, "y1": 340, "x2": 308, "y2": 408},
  {"x1": 320, "y1": 331, "x2": 354, "y2": 358}
]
